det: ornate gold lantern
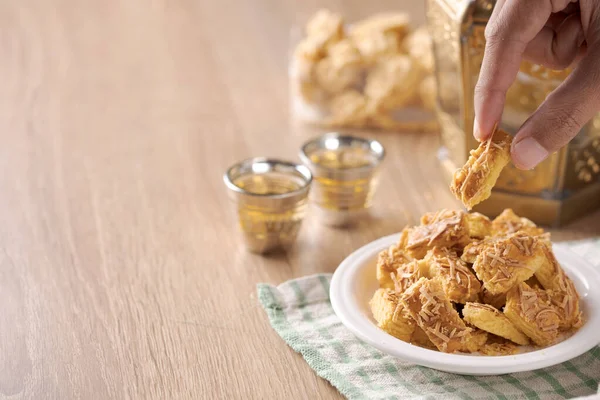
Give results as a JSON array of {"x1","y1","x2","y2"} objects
[{"x1": 427, "y1": 0, "x2": 600, "y2": 226}]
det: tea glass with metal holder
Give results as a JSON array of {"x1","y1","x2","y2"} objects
[
  {"x1": 223, "y1": 157, "x2": 312, "y2": 254},
  {"x1": 299, "y1": 132, "x2": 385, "y2": 227}
]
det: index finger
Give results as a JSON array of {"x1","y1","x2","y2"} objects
[{"x1": 473, "y1": 0, "x2": 568, "y2": 141}]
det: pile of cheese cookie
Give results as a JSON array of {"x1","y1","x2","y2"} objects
[
  {"x1": 290, "y1": 10, "x2": 436, "y2": 130},
  {"x1": 370, "y1": 209, "x2": 583, "y2": 355}
]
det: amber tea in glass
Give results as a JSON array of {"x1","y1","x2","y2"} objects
[
  {"x1": 300, "y1": 133, "x2": 385, "y2": 227},
  {"x1": 224, "y1": 158, "x2": 312, "y2": 253}
]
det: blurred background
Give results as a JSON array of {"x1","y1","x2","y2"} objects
[{"x1": 1, "y1": 1, "x2": 599, "y2": 399}]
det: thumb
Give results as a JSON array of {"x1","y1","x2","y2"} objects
[{"x1": 511, "y1": 48, "x2": 600, "y2": 170}]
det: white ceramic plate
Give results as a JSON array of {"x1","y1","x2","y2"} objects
[{"x1": 330, "y1": 234, "x2": 600, "y2": 375}]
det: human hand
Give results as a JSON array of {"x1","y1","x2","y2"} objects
[{"x1": 473, "y1": 0, "x2": 600, "y2": 170}]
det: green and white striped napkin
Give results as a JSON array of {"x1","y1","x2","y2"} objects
[{"x1": 258, "y1": 239, "x2": 600, "y2": 400}]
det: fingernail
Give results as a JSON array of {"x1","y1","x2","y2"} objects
[
  {"x1": 512, "y1": 137, "x2": 548, "y2": 170},
  {"x1": 473, "y1": 117, "x2": 483, "y2": 141}
]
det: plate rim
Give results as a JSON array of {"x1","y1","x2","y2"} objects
[{"x1": 330, "y1": 233, "x2": 600, "y2": 375}]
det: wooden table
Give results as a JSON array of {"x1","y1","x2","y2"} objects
[{"x1": 1, "y1": 1, "x2": 599, "y2": 399}]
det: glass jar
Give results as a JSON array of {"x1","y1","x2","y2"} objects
[{"x1": 427, "y1": 0, "x2": 600, "y2": 226}]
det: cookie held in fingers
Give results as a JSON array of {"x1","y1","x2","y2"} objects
[{"x1": 450, "y1": 128, "x2": 512, "y2": 210}]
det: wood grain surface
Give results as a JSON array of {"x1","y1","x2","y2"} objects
[{"x1": 0, "y1": 1, "x2": 599, "y2": 399}]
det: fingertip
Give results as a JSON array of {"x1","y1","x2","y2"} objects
[
  {"x1": 472, "y1": 116, "x2": 494, "y2": 142},
  {"x1": 510, "y1": 155, "x2": 533, "y2": 170},
  {"x1": 473, "y1": 86, "x2": 506, "y2": 142},
  {"x1": 473, "y1": 117, "x2": 484, "y2": 142},
  {"x1": 511, "y1": 136, "x2": 548, "y2": 170}
]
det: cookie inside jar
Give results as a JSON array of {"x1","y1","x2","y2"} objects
[{"x1": 290, "y1": 9, "x2": 438, "y2": 132}]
